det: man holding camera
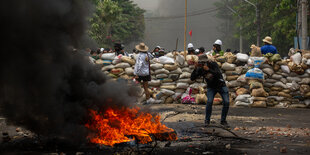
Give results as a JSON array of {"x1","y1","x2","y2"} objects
[{"x1": 191, "y1": 54, "x2": 230, "y2": 127}]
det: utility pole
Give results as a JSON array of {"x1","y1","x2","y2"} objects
[
  {"x1": 301, "y1": 0, "x2": 308, "y2": 49},
  {"x1": 184, "y1": 0, "x2": 187, "y2": 55},
  {"x1": 244, "y1": 0, "x2": 260, "y2": 46}
]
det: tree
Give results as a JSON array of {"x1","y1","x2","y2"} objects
[
  {"x1": 215, "y1": 0, "x2": 301, "y2": 56},
  {"x1": 88, "y1": 0, "x2": 145, "y2": 48}
]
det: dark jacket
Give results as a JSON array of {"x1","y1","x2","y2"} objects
[{"x1": 191, "y1": 61, "x2": 226, "y2": 89}]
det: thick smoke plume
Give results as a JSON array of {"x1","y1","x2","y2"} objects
[{"x1": 0, "y1": 0, "x2": 139, "y2": 143}]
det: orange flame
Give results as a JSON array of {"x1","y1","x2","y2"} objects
[{"x1": 85, "y1": 107, "x2": 177, "y2": 146}]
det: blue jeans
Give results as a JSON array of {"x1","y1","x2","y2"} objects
[{"x1": 205, "y1": 86, "x2": 230, "y2": 122}]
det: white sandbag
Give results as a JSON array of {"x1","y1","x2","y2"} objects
[
  {"x1": 160, "y1": 89, "x2": 175, "y2": 96},
  {"x1": 177, "y1": 78, "x2": 192, "y2": 83},
  {"x1": 222, "y1": 62, "x2": 236, "y2": 71},
  {"x1": 305, "y1": 99, "x2": 310, "y2": 106},
  {"x1": 306, "y1": 59, "x2": 310, "y2": 65},
  {"x1": 227, "y1": 80, "x2": 242, "y2": 88},
  {"x1": 149, "y1": 80, "x2": 161, "y2": 87},
  {"x1": 300, "y1": 78, "x2": 310, "y2": 84},
  {"x1": 235, "y1": 101, "x2": 251, "y2": 107},
  {"x1": 154, "y1": 68, "x2": 169, "y2": 74},
  {"x1": 151, "y1": 63, "x2": 163, "y2": 70},
  {"x1": 165, "y1": 53, "x2": 174, "y2": 58},
  {"x1": 161, "y1": 82, "x2": 176, "y2": 86},
  {"x1": 115, "y1": 62, "x2": 130, "y2": 68},
  {"x1": 236, "y1": 53, "x2": 249, "y2": 62},
  {"x1": 290, "y1": 52, "x2": 302, "y2": 65},
  {"x1": 265, "y1": 79, "x2": 277, "y2": 83},
  {"x1": 159, "y1": 56, "x2": 175, "y2": 64},
  {"x1": 280, "y1": 78, "x2": 288, "y2": 84},
  {"x1": 101, "y1": 53, "x2": 116, "y2": 60},
  {"x1": 170, "y1": 68, "x2": 182, "y2": 74},
  {"x1": 176, "y1": 83, "x2": 189, "y2": 89},
  {"x1": 245, "y1": 68, "x2": 264, "y2": 80},
  {"x1": 306, "y1": 69, "x2": 310, "y2": 74},
  {"x1": 172, "y1": 93, "x2": 183, "y2": 100},
  {"x1": 235, "y1": 94, "x2": 251, "y2": 102},
  {"x1": 156, "y1": 74, "x2": 168, "y2": 79},
  {"x1": 286, "y1": 81, "x2": 300, "y2": 91},
  {"x1": 267, "y1": 96, "x2": 284, "y2": 101},
  {"x1": 300, "y1": 73, "x2": 310, "y2": 78},
  {"x1": 271, "y1": 74, "x2": 282, "y2": 80},
  {"x1": 262, "y1": 68, "x2": 274, "y2": 76},
  {"x1": 281, "y1": 65, "x2": 290, "y2": 73},
  {"x1": 180, "y1": 72, "x2": 191, "y2": 79},
  {"x1": 125, "y1": 67, "x2": 134, "y2": 75},
  {"x1": 190, "y1": 83, "x2": 207, "y2": 89},
  {"x1": 176, "y1": 54, "x2": 185, "y2": 66},
  {"x1": 274, "y1": 81, "x2": 288, "y2": 89},
  {"x1": 182, "y1": 67, "x2": 191, "y2": 73},
  {"x1": 102, "y1": 65, "x2": 115, "y2": 71},
  {"x1": 287, "y1": 77, "x2": 301, "y2": 83}
]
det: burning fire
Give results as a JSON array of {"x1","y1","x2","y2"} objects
[{"x1": 85, "y1": 107, "x2": 177, "y2": 146}]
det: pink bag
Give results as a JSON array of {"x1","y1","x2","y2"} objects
[{"x1": 182, "y1": 88, "x2": 196, "y2": 104}]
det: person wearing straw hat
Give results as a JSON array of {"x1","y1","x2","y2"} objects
[
  {"x1": 261, "y1": 36, "x2": 277, "y2": 55},
  {"x1": 191, "y1": 54, "x2": 230, "y2": 128},
  {"x1": 134, "y1": 43, "x2": 154, "y2": 103}
]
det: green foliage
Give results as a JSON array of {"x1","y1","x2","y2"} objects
[
  {"x1": 215, "y1": 0, "x2": 299, "y2": 56},
  {"x1": 88, "y1": 0, "x2": 145, "y2": 47}
]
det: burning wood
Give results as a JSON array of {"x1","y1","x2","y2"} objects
[{"x1": 85, "y1": 107, "x2": 177, "y2": 146}]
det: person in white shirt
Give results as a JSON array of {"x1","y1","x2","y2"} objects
[{"x1": 134, "y1": 43, "x2": 154, "y2": 101}]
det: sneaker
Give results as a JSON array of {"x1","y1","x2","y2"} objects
[{"x1": 220, "y1": 121, "x2": 230, "y2": 128}]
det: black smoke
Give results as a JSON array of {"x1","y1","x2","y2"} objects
[{"x1": 0, "y1": 0, "x2": 139, "y2": 143}]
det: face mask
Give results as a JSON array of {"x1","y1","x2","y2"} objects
[{"x1": 155, "y1": 52, "x2": 159, "y2": 55}]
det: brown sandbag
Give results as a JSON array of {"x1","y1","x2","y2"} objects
[
  {"x1": 251, "y1": 101, "x2": 267, "y2": 108},
  {"x1": 249, "y1": 81, "x2": 263, "y2": 90},
  {"x1": 160, "y1": 85, "x2": 176, "y2": 90},
  {"x1": 271, "y1": 86, "x2": 282, "y2": 91},
  {"x1": 164, "y1": 64, "x2": 178, "y2": 71},
  {"x1": 250, "y1": 44, "x2": 262, "y2": 57},
  {"x1": 305, "y1": 92, "x2": 310, "y2": 98},
  {"x1": 269, "y1": 91, "x2": 279, "y2": 96},
  {"x1": 121, "y1": 56, "x2": 135, "y2": 65},
  {"x1": 282, "y1": 89, "x2": 291, "y2": 93},
  {"x1": 300, "y1": 85, "x2": 310, "y2": 94},
  {"x1": 252, "y1": 97, "x2": 267, "y2": 101},
  {"x1": 165, "y1": 97, "x2": 174, "y2": 104},
  {"x1": 111, "y1": 68, "x2": 124, "y2": 75},
  {"x1": 236, "y1": 88, "x2": 249, "y2": 95},
  {"x1": 225, "y1": 71, "x2": 240, "y2": 76},
  {"x1": 251, "y1": 88, "x2": 268, "y2": 97},
  {"x1": 278, "y1": 92, "x2": 292, "y2": 98},
  {"x1": 273, "y1": 64, "x2": 280, "y2": 71},
  {"x1": 224, "y1": 52, "x2": 237, "y2": 63},
  {"x1": 226, "y1": 75, "x2": 239, "y2": 81}
]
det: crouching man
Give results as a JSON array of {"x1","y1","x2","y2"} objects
[{"x1": 191, "y1": 54, "x2": 230, "y2": 127}]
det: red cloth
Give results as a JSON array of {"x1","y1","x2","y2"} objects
[{"x1": 189, "y1": 30, "x2": 192, "y2": 37}]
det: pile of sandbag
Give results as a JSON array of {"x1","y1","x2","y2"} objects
[{"x1": 97, "y1": 48, "x2": 310, "y2": 108}]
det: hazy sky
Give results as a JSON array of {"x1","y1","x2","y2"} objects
[{"x1": 130, "y1": 0, "x2": 222, "y2": 51}]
